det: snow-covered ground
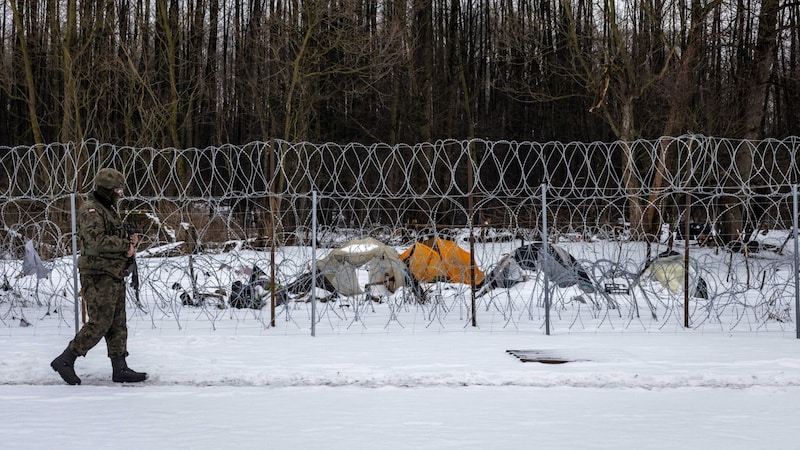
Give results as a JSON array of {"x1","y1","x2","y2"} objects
[
  {"x1": 2, "y1": 230, "x2": 799, "y2": 449},
  {"x1": 2, "y1": 328, "x2": 800, "y2": 449}
]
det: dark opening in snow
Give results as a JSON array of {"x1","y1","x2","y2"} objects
[{"x1": 506, "y1": 349, "x2": 588, "y2": 364}]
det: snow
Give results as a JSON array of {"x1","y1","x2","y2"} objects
[
  {"x1": 339, "y1": 242, "x2": 379, "y2": 253},
  {"x1": 2, "y1": 232, "x2": 800, "y2": 448},
  {"x1": 2, "y1": 327, "x2": 800, "y2": 448}
]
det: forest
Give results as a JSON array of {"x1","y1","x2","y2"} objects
[{"x1": 1, "y1": 0, "x2": 798, "y2": 147}]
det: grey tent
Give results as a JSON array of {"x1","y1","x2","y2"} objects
[
  {"x1": 479, "y1": 242, "x2": 595, "y2": 296},
  {"x1": 513, "y1": 242, "x2": 595, "y2": 292},
  {"x1": 485, "y1": 253, "x2": 527, "y2": 289}
]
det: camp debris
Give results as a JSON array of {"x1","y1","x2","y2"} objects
[
  {"x1": 399, "y1": 237, "x2": 485, "y2": 286},
  {"x1": 23, "y1": 240, "x2": 51, "y2": 280},
  {"x1": 638, "y1": 251, "x2": 709, "y2": 299},
  {"x1": 284, "y1": 237, "x2": 422, "y2": 302},
  {"x1": 229, "y1": 265, "x2": 283, "y2": 309},
  {"x1": 174, "y1": 282, "x2": 228, "y2": 309}
]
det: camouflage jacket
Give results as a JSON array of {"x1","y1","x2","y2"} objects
[{"x1": 77, "y1": 192, "x2": 129, "y2": 279}]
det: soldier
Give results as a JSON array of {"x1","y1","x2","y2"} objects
[{"x1": 51, "y1": 167, "x2": 147, "y2": 385}]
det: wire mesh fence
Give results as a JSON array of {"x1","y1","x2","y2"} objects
[{"x1": 1, "y1": 136, "x2": 798, "y2": 335}]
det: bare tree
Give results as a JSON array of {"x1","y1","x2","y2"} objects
[
  {"x1": 7, "y1": 0, "x2": 44, "y2": 143},
  {"x1": 641, "y1": 0, "x2": 722, "y2": 238},
  {"x1": 560, "y1": 0, "x2": 674, "y2": 238},
  {"x1": 1, "y1": 0, "x2": 799, "y2": 147},
  {"x1": 718, "y1": 0, "x2": 780, "y2": 246}
]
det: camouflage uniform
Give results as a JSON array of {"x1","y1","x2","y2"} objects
[
  {"x1": 69, "y1": 168, "x2": 131, "y2": 357},
  {"x1": 51, "y1": 168, "x2": 147, "y2": 384}
]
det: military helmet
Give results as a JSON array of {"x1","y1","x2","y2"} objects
[{"x1": 95, "y1": 168, "x2": 125, "y2": 189}]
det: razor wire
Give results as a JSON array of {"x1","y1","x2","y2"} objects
[{"x1": 0, "y1": 136, "x2": 799, "y2": 335}]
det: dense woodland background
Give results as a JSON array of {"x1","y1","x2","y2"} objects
[{"x1": 1, "y1": 0, "x2": 798, "y2": 147}]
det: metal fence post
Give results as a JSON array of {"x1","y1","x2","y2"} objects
[
  {"x1": 70, "y1": 193, "x2": 80, "y2": 333},
  {"x1": 793, "y1": 184, "x2": 799, "y2": 339},
  {"x1": 311, "y1": 191, "x2": 317, "y2": 337},
  {"x1": 542, "y1": 183, "x2": 550, "y2": 336}
]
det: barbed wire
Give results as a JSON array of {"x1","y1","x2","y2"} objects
[{"x1": 0, "y1": 136, "x2": 798, "y2": 334}]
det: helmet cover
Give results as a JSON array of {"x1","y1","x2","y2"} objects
[{"x1": 95, "y1": 168, "x2": 125, "y2": 190}]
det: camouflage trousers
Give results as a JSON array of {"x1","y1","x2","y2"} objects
[{"x1": 69, "y1": 273, "x2": 128, "y2": 358}]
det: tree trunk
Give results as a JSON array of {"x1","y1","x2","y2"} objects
[
  {"x1": 719, "y1": 0, "x2": 779, "y2": 245},
  {"x1": 645, "y1": 0, "x2": 721, "y2": 238},
  {"x1": 8, "y1": 0, "x2": 44, "y2": 143},
  {"x1": 412, "y1": 0, "x2": 433, "y2": 142}
]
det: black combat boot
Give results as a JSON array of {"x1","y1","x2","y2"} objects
[
  {"x1": 51, "y1": 347, "x2": 81, "y2": 385},
  {"x1": 111, "y1": 355, "x2": 148, "y2": 383}
]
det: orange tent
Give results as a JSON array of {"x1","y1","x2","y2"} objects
[{"x1": 399, "y1": 237, "x2": 485, "y2": 285}]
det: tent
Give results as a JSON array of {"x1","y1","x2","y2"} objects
[
  {"x1": 639, "y1": 252, "x2": 708, "y2": 299},
  {"x1": 480, "y1": 242, "x2": 595, "y2": 295},
  {"x1": 285, "y1": 237, "x2": 421, "y2": 300},
  {"x1": 399, "y1": 237, "x2": 485, "y2": 286},
  {"x1": 483, "y1": 252, "x2": 527, "y2": 290}
]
